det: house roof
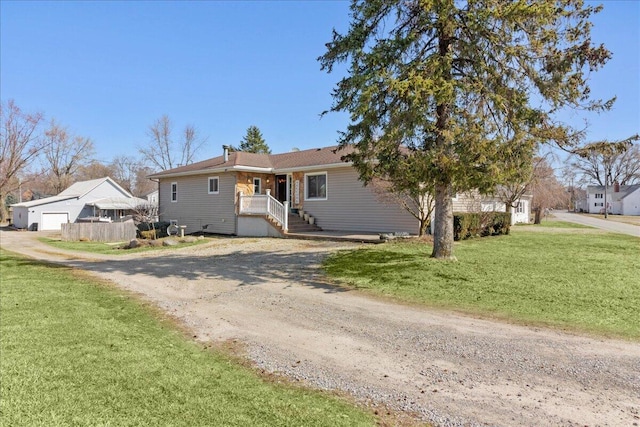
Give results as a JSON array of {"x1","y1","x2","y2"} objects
[
  {"x1": 86, "y1": 197, "x2": 150, "y2": 210},
  {"x1": 587, "y1": 184, "x2": 640, "y2": 200},
  {"x1": 148, "y1": 145, "x2": 354, "y2": 179},
  {"x1": 11, "y1": 195, "x2": 77, "y2": 208},
  {"x1": 10, "y1": 177, "x2": 134, "y2": 208},
  {"x1": 59, "y1": 177, "x2": 132, "y2": 198}
]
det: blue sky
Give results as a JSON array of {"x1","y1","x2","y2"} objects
[{"x1": 1, "y1": 1, "x2": 638, "y2": 166}]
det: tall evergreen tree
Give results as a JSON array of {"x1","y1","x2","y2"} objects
[
  {"x1": 236, "y1": 126, "x2": 271, "y2": 154},
  {"x1": 320, "y1": 0, "x2": 612, "y2": 259}
]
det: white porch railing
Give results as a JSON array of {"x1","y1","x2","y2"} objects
[{"x1": 238, "y1": 190, "x2": 288, "y2": 232}]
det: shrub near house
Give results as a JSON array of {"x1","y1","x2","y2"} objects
[{"x1": 453, "y1": 212, "x2": 511, "y2": 241}]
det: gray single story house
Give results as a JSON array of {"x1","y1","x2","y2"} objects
[
  {"x1": 148, "y1": 145, "x2": 530, "y2": 237},
  {"x1": 11, "y1": 177, "x2": 148, "y2": 231}
]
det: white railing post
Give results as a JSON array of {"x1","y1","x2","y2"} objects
[
  {"x1": 283, "y1": 201, "x2": 289, "y2": 232},
  {"x1": 266, "y1": 189, "x2": 271, "y2": 213}
]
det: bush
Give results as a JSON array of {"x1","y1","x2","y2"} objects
[
  {"x1": 454, "y1": 212, "x2": 511, "y2": 241},
  {"x1": 137, "y1": 221, "x2": 170, "y2": 239},
  {"x1": 139, "y1": 230, "x2": 156, "y2": 240}
]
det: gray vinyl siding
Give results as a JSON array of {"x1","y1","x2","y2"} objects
[
  {"x1": 452, "y1": 191, "x2": 483, "y2": 212},
  {"x1": 11, "y1": 206, "x2": 28, "y2": 229},
  {"x1": 159, "y1": 173, "x2": 237, "y2": 235},
  {"x1": 303, "y1": 167, "x2": 419, "y2": 234}
]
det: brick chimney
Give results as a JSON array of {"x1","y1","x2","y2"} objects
[{"x1": 614, "y1": 181, "x2": 620, "y2": 193}]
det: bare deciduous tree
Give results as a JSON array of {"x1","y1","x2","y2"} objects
[
  {"x1": 75, "y1": 161, "x2": 116, "y2": 182},
  {"x1": 139, "y1": 115, "x2": 207, "y2": 171},
  {"x1": 493, "y1": 156, "x2": 547, "y2": 214},
  {"x1": 530, "y1": 158, "x2": 569, "y2": 224},
  {"x1": 110, "y1": 155, "x2": 141, "y2": 194},
  {"x1": 41, "y1": 119, "x2": 95, "y2": 193},
  {"x1": 0, "y1": 100, "x2": 45, "y2": 222},
  {"x1": 571, "y1": 138, "x2": 640, "y2": 186},
  {"x1": 134, "y1": 165, "x2": 156, "y2": 197},
  {"x1": 370, "y1": 178, "x2": 434, "y2": 236},
  {"x1": 110, "y1": 155, "x2": 157, "y2": 197}
]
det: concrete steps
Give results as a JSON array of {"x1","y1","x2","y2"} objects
[{"x1": 286, "y1": 213, "x2": 323, "y2": 233}]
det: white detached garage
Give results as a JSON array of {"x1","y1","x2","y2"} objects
[{"x1": 11, "y1": 177, "x2": 137, "y2": 231}]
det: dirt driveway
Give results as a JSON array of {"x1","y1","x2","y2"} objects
[{"x1": 1, "y1": 231, "x2": 639, "y2": 427}]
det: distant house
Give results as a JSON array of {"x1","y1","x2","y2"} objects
[
  {"x1": 148, "y1": 145, "x2": 531, "y2": 237},
  {"x1": 145, "y1": 189, "x2": 159, "y2": 206},
  {"x1": 11, "y1": 177, "x2": 149, "y2": 231},
  {"x1": 585, "y1": 183, "x2": 640, "y2": 215}
]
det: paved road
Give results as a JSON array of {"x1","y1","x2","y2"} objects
[{"x1": 552, "y1": 211, "x2": 640, "y2": 237}]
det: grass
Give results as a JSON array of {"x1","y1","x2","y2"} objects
[
  {"x1": 324, "y1": 230, "x2": 640, "y2": 340},
  {"x1": 38, "y1": 236, "x2": 211, "y2": 255},
  {"x1": 0, "y1": 250, "x2": 374, "y2": 427},
  {"x1": 525, "y1": 219, "x2": 594, "y2": 229}
]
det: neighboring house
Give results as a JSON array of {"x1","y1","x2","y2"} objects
[
  {"x1": 148, "y1": 145, "x2": 532, "y2": 237},
  {"x1": 145, "y1": 189, "x2": 159, "y2": 206},
  {"x1": 446, "y1": 190, "x2": 531, "y2": 225},
  {"x1": 11, "y1": 177, "x2": 149, "y2": 231},
  {"x1": 585, "y1": 183, "x2": 640, "y2": 215},
  {"x1": 574, "y1": 197, "x2": 589, "y2": 213}
]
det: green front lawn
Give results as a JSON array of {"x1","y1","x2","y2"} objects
[
  {"x1": 0, "y1": 250, "x2": 374, "y2": 426},
  {"x1": 527, "y1": 219, "x2": 594, "y2": 229},
  {"x1": 324, "y1": 230, "x2": 640, "y2": 339}
]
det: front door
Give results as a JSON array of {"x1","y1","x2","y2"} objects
[{"x1": 275, "y1": 175, "x2": 288, "y2": 203}]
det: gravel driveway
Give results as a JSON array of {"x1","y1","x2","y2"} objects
[{"x1": 2, "y1": 231, "x2": 639, "y2": 427}]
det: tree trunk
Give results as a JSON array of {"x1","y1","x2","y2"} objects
[
  {"x1": 430, "y1": 13, "x2": 455, "y2": 260},
  {"x1": 431, "y1": 183, "x2": 456, "y2": 260},
  {"x1": 418, "y1": 216, "x2": 430, "y2": 237},
  {"x1": 0, "y1": 193, "x2": 6, "y2": 223},
  {"x1": 533, "y1": 207, "x2": 542, "y2": 224}
]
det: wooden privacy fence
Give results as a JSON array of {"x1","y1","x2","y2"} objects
[{"x1": 61, "y1": 220, "x2": 137, "y2": 242}]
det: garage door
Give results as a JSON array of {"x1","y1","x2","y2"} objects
[{"x1": 41, "y1": 213, "x2": 69, "y2": 230}]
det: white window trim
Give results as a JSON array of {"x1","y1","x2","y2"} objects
[
  {"x1": 253, "y1": 177, "x2": 261, "y2": 195},
  {"x1": 171, "y1": 182, "x2": 178, "y2": 203},
  {"x1": 304, "y1": 171, "x2": 328, "y2": 201},
  {"x1": 208, "y1": 176, "x2": 219, "y2": 194}
]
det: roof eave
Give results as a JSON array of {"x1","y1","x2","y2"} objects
[
  {"x1": 274, "y1": 162, "x2": 352, "y2": 174},
  {"x1": 148, "y1": 165, "x2": 274, "y2": 179}
]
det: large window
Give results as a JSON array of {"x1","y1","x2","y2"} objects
[
  {"x1": 253, "y1": 178, "x2": 261, "y2": 195},
  {"x1": 305, "y1": 172, "x2": 327, "y2": 200},
  {"x1": 516, "y1": 201, "x2": 525, "y2": 213},
  {"x1": 208, "y1": 177, "x2": 219, "y2": 194},
  {"x1": 171, "y1": 182, "x2": 177, "y2": 202},
  {"x1": 595, "y1": 193, "x2": 603, "y2": 199}
]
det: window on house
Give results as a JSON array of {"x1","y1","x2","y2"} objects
[
  {"x1": 253, "y1": 178, "x2": 261, "y2": 195},
  {"x1": 305, "y1": 173, "x2": 327, "y2": 200},
  {"x1": 595, "y1": 193, "x2": 603, "y2": 199},
  {"x1": 208, "y1": 177, "x2": 219, "y2": 194},
  {"x1": 516, "y1": 201, "x2": 525, "y2": 213},
  {"x1": 171, "y1": 182, "x2": 177, "y2": 202}
]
